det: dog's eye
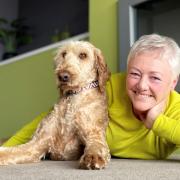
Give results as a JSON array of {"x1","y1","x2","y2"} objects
[
  {"x1": 62, "y1": 51, "x2": 67, "y2": 58},
  {"x1": 79, "y1": 52, "x2": 87, "y2": 60}
]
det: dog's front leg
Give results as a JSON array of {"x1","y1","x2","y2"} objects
[
  {"x1": 79, "y1": 133, "x2": 110, "y2": 170},
  {"x1": 75, "y1": 113, "x2": 111, "y2": 170}
]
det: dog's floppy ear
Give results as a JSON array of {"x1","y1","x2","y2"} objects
[{"x1": 94, "y1": 48, "x2": 110, "y2": 93}]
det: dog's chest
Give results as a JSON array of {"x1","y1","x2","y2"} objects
[
  {"x1": 60, "y1": 97, "x2": 79, "y2": 125},
  {"x1": 64, "y1": 102, "x2": 76, "y2": 124}
]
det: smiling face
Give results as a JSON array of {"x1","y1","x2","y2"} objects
[{"x1": 126, "y1": 50, "x2": 178, "y2": 114}]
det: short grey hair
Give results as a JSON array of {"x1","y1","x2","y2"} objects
[{"x1": 127, "y1": 34, "x2": 180, "y2": 77}]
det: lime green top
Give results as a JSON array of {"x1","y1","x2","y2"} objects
[
  {"x1": 3, "y1": 73, "x2": 180, "y2": 160},
  {"x1": 106, "y1": 73, "x2": 180, "y2": 159}
]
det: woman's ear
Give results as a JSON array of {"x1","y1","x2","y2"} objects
[
  {"x1": 171, "y1": 76, "x2": 179, "y2": 90},
  {"x1": 94, "y1": 48, "x2": 111, "y2": 93}
]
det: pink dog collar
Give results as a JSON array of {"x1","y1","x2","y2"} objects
[{"x1": 65, "y1": 80, "x2": 99, "y2": 97}]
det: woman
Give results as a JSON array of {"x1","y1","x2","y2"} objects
[
  {"x1": 3, "y1": 34, "x2": 180, "y2": 160},
  {"x1": 106, "y1": 34, "x2": 180, "y2": 159}
]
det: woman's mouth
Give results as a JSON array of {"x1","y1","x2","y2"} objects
[{"x1": 133, "y1": 91, "x2": 153, "y2": 98}]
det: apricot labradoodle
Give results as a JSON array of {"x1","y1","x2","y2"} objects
[{"x1": 0, "y1": 41, "x2": 111, "y2": 169}]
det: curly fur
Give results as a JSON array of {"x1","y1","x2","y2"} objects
[{"x1": 0, "y1": 41, "x2": 111, "y2": 169}]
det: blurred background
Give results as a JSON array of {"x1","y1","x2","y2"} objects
[
  {"x1": 0, "y1": 0, "x2": 180, "y2": 140},
  {"x1": 0, "y1": 0, "x2": 118, "y2": 139},
  {"x1": 0, "y1": 0, "x2": 88, "y2": 60}
]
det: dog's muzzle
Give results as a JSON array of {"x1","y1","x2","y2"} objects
[{"x1": 58, "y1": 72, "x2": 70, "y2": 82}]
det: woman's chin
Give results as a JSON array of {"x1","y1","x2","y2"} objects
[{"x1": 132, "y1": 103, "x2": 153, "y2": 113}]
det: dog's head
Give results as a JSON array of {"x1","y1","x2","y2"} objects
[{"x1": 54, "y1": 41, "x2": 110, "y2": 94}]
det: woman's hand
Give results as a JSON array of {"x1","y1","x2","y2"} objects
[{"x1": 143, "y1": 99, "x2": 167, "y2": 129}]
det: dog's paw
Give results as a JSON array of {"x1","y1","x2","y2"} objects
[{"x1": 79, "y1": 153, "x2": 107, "y2": 170}]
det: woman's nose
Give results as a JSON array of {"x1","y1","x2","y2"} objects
[{"x1": 137, "y1": 77, "x2": 148, "y2": 90}]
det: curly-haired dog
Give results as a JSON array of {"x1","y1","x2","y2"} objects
[{"x1": 0, "y1": 41, "x2": 111, "y2": 169}]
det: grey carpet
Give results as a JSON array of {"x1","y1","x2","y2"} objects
[{"x1": 0, "y1": 155, "x2": 180, "y2": 180}]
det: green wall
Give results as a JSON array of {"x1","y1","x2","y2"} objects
[
  {"x1": 0, "y1": 0, "x2": 118, "y2": 138},
  {"x1": 0, "y1": 50, "x2": 59, "y2": 138},
  {"x1": 89, "y1": 0, "x2": 118, "y2": 73}
]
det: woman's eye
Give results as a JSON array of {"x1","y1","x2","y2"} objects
[
  {"x1": 130, "y1": 72, "x2": 140, "y2": 77},
  {"x1": 128, "y1": 72, "x2": 141, "y2": 79},
  {"x1": 62, "y1": 51, "x2": 67, "y2": 58},
  {"x1": 79, "y1": 52, "x2": 87, "y2": 59},
  {"x1": 151, "y1": 76, "x2": 161, "y2": 81}
]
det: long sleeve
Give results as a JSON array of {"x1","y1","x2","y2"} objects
[{"x1": 152, "y1": 91, "x2": 180, "y2": 147}]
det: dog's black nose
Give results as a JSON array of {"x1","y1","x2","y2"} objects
[{"x1": 59, "y1": 73, "x2": 70, "y2": 82}]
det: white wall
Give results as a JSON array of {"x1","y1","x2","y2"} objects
[{"x1": 0, "y1": 0, "x2": 19, "y2": 59}]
